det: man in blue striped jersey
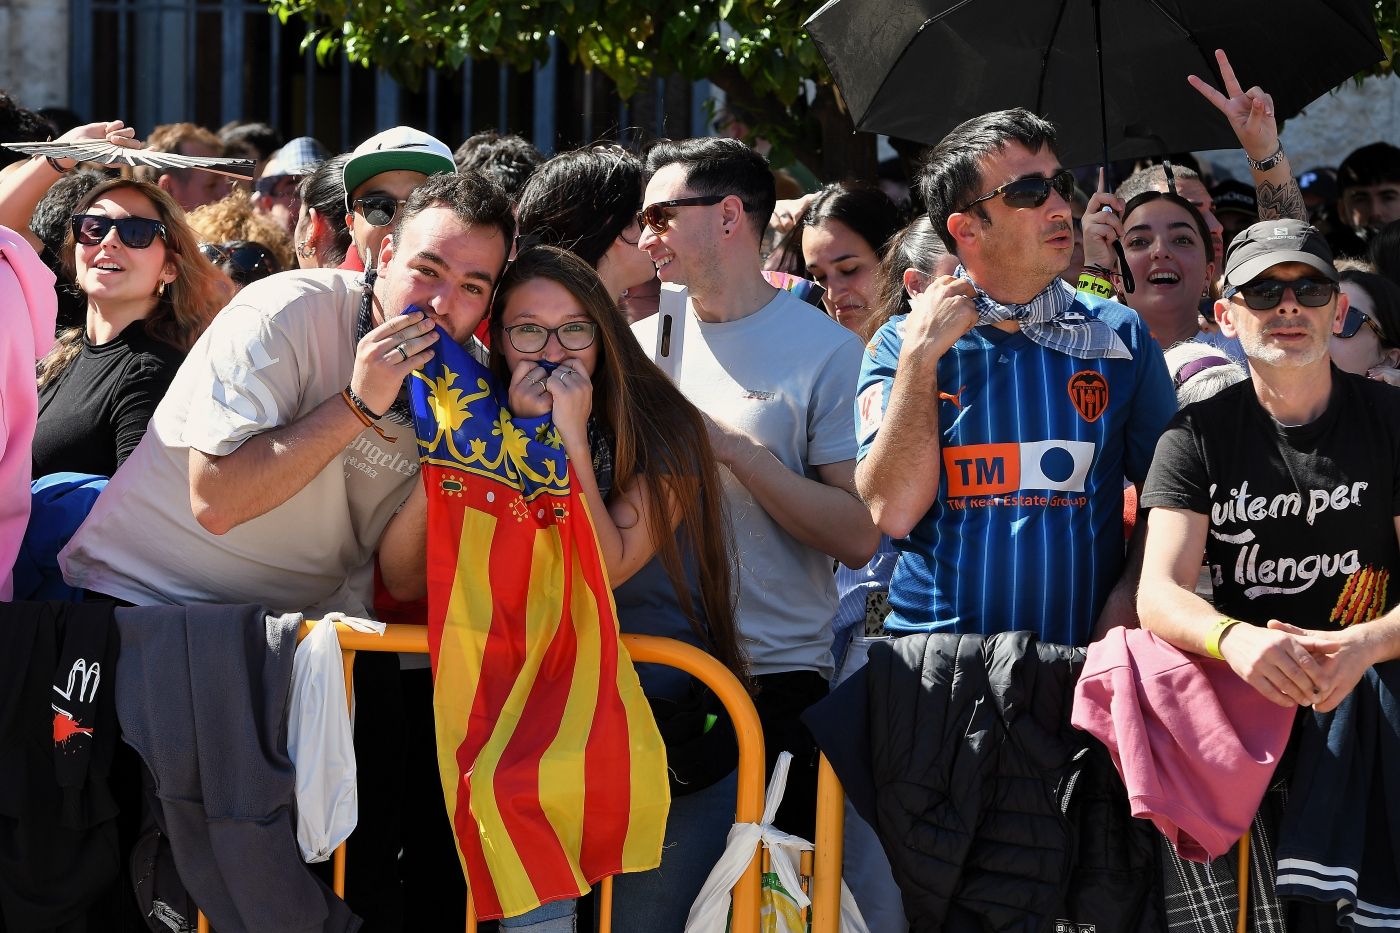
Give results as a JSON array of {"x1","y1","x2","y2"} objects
[{"x1": 855, "y1": 109, "x2": 1176, "y2": 646}]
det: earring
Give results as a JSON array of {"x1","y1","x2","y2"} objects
[
  {"x1": 296, "y1": 239, "x2": 315, "y2": 259},
  {"x1": 156, "y1": 280, "x2": 168, "y2": 298}
]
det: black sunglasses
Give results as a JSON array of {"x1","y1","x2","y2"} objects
[
  {"x1": 637, "y1": 195, "x2": 726, "y2": 234},
  {"x1": 199, "y1": 241, "x2": 282, "y2": 286},
  {"x1": 255, "y1": 175, "x2": 300, "y2": 199},
  {"x1": 352, "y1": 196, "x2": 408, "y2": 228},
  {"x1": 504, "y1": 321, "x2": 598, "y2": 354},
  {"x1": 1337, "y1": 305, "x2": 1388, "y2": 343},
  {"x1": 71, "y1": 214, "x2": 168, "y2": 249},
  {"x1": 960, "y1": 169, "x2": 1076, "y2": 214},
  {"x1": 1225, "y1": 277, "x2": 1337, "y2": 311}
]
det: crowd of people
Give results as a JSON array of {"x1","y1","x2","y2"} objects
[{"x1": 0, "y1": 43, "x2": 1398, "y2": 933}]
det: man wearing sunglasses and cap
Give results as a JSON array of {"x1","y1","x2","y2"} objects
[
  {"x1": 343, "y1": 125, "x2": 457, "y2": 272},
  {"x1": 857, "y1": 108, "x2": 1176, "y2": 649},
  {"x1": 1136, "y1": 222, "x2": 1400, "y2": 924},
  {"x1": 1139, "y1": 218, "x2": 1400, "y2": 712}
]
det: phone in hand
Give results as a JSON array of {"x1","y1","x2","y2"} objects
[{"x1": 652, "y1": 283, "x2": 687, "y2": 382}]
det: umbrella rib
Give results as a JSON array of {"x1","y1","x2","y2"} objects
[
  {"x1": 1033, "y1": 0, "x2": 1072, "y2": 115},
  {"x1": 851, "y1": 0, "x2": 980, "y2": 133}
]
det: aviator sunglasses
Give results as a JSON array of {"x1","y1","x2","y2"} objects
[
  {"x1": 352, "y1": 195, "x2": 409, "y2": 228},
  {"x1": 1337, "y1": 305, "x2": 1389, "y2": 343},
  {"x1": 1225, "y1": 278, "x2": 1338, "y2": 311},
  {"x1": 71, "y1": 214, "x2": 168, "y2": 249},
  {"x1": 960, "y1": 169, "x2": 1076, "y2": 214},
  {"x1": 637, "y1": 195, "x2": 726, "y2": 234}
]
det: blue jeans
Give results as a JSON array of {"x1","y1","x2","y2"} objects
[
  {"x1": 608, "y1": 768, "x2": 739, "y2": 933},
  {"x1": 499, "y1": 897, "x2": 577, "y2": 931}
]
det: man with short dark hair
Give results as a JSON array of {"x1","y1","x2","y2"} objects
[
  {"x1": 857, "y1": 108, "x2": 1176, "y2": 646},
  {"x1": 453, "y1": 130, "x2": 544, "y2": 200},
  {"x1": 136, "y1": 122, "x2": 230, "y2": 211},
  {"x1": 63, "y1": 170, "x2": 515, "y2": 615},
  {"x1": 631, "y1": 136, "x2": 878, "y2": 842},
  {"x1": 1139, "y1": 219, "x2": 1400, "y2": 710},
  {"x1": 253, "y1": 136, "x2": 328, "y2": 236},
  {"x1": 1332, "y1": 141, "x2": 1400, "y2": 258}
]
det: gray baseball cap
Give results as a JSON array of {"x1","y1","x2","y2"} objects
[{"x1": 1223, "y1": 219, "x2": 1338, "y2": 288}]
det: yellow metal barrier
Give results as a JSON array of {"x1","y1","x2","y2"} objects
[
  {"x1": 809, "y1": 755, "x2": 846, "y2": 933},
  {"x1": 197, "y1": 623, "x2": 766, "y2": 933}
]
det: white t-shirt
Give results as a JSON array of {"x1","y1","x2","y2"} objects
[
  {"x1": 631, "y1": 286, "x2": 863, "y2": 678},
  {"x1": 61, "y1": 270, "x2": 421, "y2": 616}
]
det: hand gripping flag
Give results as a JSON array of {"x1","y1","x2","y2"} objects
[{"x1": 408, "y1": 327, "x2": 669, "y2": 920}]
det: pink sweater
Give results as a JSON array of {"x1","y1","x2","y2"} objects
[
  {"x1": 1071, "y1": 626, "x2": 1294, "y2": 862},
  {"x1": 0, "y1": 226, "x2": 56, "y2": 599}
]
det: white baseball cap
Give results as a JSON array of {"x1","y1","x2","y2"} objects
[{"x1": 342, "y1": 126, "x2": 455, "y2": 209}]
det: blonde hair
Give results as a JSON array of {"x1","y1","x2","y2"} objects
[
  {"x1": 188, "y1": 188, "x2": 294, "y2": 270},
  {"x1": 40, "y1": 179, "x2": 226, "y2": 387}
]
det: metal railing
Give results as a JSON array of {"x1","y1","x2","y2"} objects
[{"x1": 195, "y1": 622, "x2": 770, "y2": 933}]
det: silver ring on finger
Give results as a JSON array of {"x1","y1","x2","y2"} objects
[{"x1": 395, "y1": 343, "x2": 410, "y2": 363}]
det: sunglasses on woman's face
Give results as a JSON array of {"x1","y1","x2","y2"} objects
[
  {"x1": 71, "y1": 214, "x2": 168, "y2": 249},
  {"x1": 199, "y1": 241, "x2": 282, "y2": 286},
  {"x1": 960, "y1": 169, "x2": 1076, "y2": 214},
  {"x1": 1337, "y1": 305, "x2": 1388, "y2": 342},
  {"x1": 1225, "y1": 277, "x2": 1337, "y2": 311},
  {"x1": 352, "y1": 196, "x2": 408, "y2": 228},
  {"x1": 636, "y1": 195, "x2": 726, "y2": 235}
]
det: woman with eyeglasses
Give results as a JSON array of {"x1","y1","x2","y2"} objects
[
  {"x1": 1080, "y1": 188, "x2": 1237, "y2": 356},
  {"x1": 31, "y1": 178, "x2": 224, "y2": 478},
  {"x1": 514, "y1": 146, "x2": 657, "y2": 303},
  {"x1": 1333, "y1": 268, "x2": 1400, "y2": 386},
  {"x1": 486, "y1": 245, "x2": 747, "y2": 933}
]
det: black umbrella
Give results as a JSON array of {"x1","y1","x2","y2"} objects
[{"x1": 805, "y1": 0, "x2": 1385, "y2": 170}]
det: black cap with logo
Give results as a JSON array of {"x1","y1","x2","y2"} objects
[{"x1": 1223, "y1": 219, "x2": 1338, "y2": 289}]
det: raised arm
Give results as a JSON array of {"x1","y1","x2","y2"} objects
[
  {"x1": 189, "y1": 310, "x2": 439, "y2": 534},
  {"x1": 1189, "y1": 49, "x2": 1306, "y2": 222},
  {"x1": 0, "y1": 121, "x2": 140, "y2": 254},
  {"x1": 855, "y1": 274, "x2": 977, "y2": 538}
]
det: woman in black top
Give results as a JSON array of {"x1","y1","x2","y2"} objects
[{"x1": 32, "y1": 178, "x2": 224, "y2": 477}]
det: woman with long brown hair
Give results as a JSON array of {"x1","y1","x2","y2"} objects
[
  {"x1": 489, "y1": 244, "x2": 746, "y2": 933},
  {"x1": 32, "y1": 177, "x2": 225, "y2": 476}
]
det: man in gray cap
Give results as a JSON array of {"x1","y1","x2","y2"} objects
[
  {"x1": 1138, "y1": 219, "x2": 1400, "y2": 714},
  {"x1": 342, "y1": 125, "x2": 456, "y2": 272},
  {"x1": 253, "y1": 135, "x2": 329, "y2": 236}
]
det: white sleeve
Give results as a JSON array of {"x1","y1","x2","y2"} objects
[{"x1": 286, "y1": 617, "x2": 358, "y2": 863}]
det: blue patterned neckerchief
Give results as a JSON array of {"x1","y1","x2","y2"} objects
[{"x1": 955, "y1": 265, "x2": 1132, "y2": 360}]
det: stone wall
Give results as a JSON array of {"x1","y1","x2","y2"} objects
[
  {"x1": 0, "y1": 0, "x2": 70, "y2": 109},
  {"x1": 1279, "y1": 73, "x2": 1400, "y2": 172}
]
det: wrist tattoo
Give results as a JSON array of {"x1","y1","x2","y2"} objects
[{"x1": 1256, "y1": 180, "x2": 1307, "y2": 223}]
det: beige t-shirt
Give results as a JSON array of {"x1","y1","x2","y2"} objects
[{"x1": 61, "y1": 270, "x2": 420, "y2": 616}]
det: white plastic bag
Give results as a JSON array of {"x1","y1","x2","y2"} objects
[
  {"x1": 286, "y1": 614, "x2": 384, "y2": 862},
  {"x1": 684, "y1": 751, "x2": 870, "y2": 933}
]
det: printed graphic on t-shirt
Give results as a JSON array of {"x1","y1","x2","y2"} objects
[
  {"x1": 942, "y1": 440, "x2": 1095, "y2": 504},
  {"x1": 1207, "y1": 479, "x2": 1369, "y2": 601}
]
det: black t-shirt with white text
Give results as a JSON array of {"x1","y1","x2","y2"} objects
[{"x1": 1141, "y1": 369, "x2": 1400, "y2": 630}]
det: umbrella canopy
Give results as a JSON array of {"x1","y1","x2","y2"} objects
[{"x1": 806, "y1": 0, "x2": 1385, "y2": 168}]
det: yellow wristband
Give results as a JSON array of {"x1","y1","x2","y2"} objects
[
  {"x1": 1204, "y1": 616, "x2": 1240, "y2": 660},
  {"x1": 1077, "y1": 273, "x2": 1114, "y2": 298}
]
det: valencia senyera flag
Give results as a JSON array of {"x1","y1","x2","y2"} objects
[{"x1": 408, "y1": 328, "x2": 669, "y2": 920}]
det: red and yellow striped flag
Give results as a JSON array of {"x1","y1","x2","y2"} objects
[{"x1": 409, "y1": 335, "x2": 669, "y2": 920}]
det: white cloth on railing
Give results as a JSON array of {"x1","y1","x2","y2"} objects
[
  {"x1": 287, "y1": 615, "x2": 383, "y2": 862},
  {"x1": 683, "y1": 751, "x2": 870, "y2": 933}
]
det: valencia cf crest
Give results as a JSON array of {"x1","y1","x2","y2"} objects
[{"x1": 1067, "y1": 370, "x2": 1108, "y2": 423}]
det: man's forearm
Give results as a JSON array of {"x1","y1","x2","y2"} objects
[
  {"x1": 1251, "y1": 154, "x2": 1307, "y2": 222},
  {"x1": 855, "y1": 352, "x2": 943, "y2": 539},
  {"x1": 378, "y1": 481, "x2": 428, "y2": 602},
  {"x1": 727, "y1": 447, "x2": 878, "y2": 569},
  {"x1": 189, "y1": 392, "x2": 367, "y2": 534}
]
